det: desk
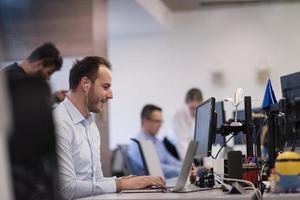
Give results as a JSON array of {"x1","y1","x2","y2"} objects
[
  {"x1": 263, "y1": 192, "x2": 300, "y2": 200},
  {"x1": 78, "y1": 189, "x2": 256, "y2": 200}
]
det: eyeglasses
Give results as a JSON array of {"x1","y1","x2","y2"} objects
[{"x1": 148, "y1": 118, "x2": 163, "y2": 124}]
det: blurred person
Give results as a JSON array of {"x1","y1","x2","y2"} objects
[
  {"x1": 54, "y1": 56, "x2": 165, "y2": 199},
  {"x1": 170, "y1": 88, "x2": 203, "y2": 160},
  {"x1": 128, "y1": 104, "x2": 182, "y2": 178},
  {"x1": 2, "y1": 42, "x2": 64, "y2": 200},
  {"x1": 3, "y1": 42, "x2": 67, "y2": 102},
  {"x1": 7, "y1": 77, "x2": 60, "y2": 200}
]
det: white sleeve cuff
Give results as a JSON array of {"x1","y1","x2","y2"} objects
[{"x1": 95, "y1": 177, "x2": 117, "y2": 194}]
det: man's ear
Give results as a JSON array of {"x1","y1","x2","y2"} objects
[
  {"x1": 84, "y1": 83, "x2": 90, "y2": 93},
  {"x1": 80, "y1": 77, "x2": 91, "y2": 94}
]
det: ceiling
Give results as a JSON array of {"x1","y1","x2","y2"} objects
[
  {"x1": 108, "y1": 0, "x2": 164, "y2": 39},
  {"x1": 108, "y1": 0, "x2": 300, "y2": 39},
  {"x1": 160, "y1": 0, "x2": 297, "y2": 11}
]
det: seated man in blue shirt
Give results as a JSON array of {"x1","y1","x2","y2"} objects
[
  {"x1": 128, "y1": 104, "x2": 182, "y2": 178},
  {"x1": 54, "y1": 57, "x2": 165, "y2": 199}
]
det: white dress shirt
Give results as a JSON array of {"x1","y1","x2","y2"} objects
[
  {"x1": 170, "y1": 105, "x2": 195, "y2": 160},
  {"x1": 54, "y1": 97, "x2": 116, "y2": 200}
]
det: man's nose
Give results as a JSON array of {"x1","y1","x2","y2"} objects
[{"x1": 107, "y1": 89, "x2": 113, "y2": 99}]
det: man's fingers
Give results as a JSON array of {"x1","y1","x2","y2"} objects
[
  {"x1": 147, "y1": 179, "x2": 164, "y2": 188},
  {"x1": 146, "y1": 177, "x2": 164, "y2": 185},
  {"x1": 147, "y1": 177, "x2": 165, "y2": 187},
  {"x1": 129, "y1": 176, "x2": 166, "y2": 189},
  {"x1": 157, "y1": 176, "x2": 166, "y2": 185}
]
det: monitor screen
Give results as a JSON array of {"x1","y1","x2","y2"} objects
[
  {"x1": 281, "y1": 71, "x2": 300, "y2": 100},
  {"x1": 194, "y1": 97, "x2": 216, "y2": 158}
]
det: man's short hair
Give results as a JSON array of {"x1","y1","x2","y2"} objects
[
  {"x1": 141, "y1": 104, "x2": 162, "y2": 121},
  {"x1": 69, "y1": 56, "x2": 111, "y2": 90},
  {"x1": 185, "y1": 88, "x2": 203, "y2": 103},
  {"x1": 27, "y1": 42, "x2": 63, "y2": 71}
]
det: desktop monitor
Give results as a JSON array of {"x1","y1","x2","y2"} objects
[
  {"x1": 215, "y1": 101, "x2": 226, "y2": 145},
  {"x1": 280, "y1": 71, "x2": 300, "y2": 151},
  {"x1": 281, "y1": 71, "x2": 300, "y2": 100},
  {"x1": 233, "y1": 108, "x2": 263, "y2": 145},
  {"x1": 194, "y1": 97, "x2": 216, "y2": 158}
]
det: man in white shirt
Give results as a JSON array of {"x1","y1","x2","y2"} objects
[
  {"x1": 54, "y1": 56, "x2": 165, "y2": 199},
  {"x1": 171, "y1": 88, "x2": 203, "y2": 160}
]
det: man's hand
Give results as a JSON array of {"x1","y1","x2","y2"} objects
[{"x1": 116, "y1": 176, "x2": 166, "y2": 192}]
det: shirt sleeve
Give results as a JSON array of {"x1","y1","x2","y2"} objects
[
  {"x1": 55, "y1": 120, "x2": 116, "y2": 200},
  {"x1": 161, "y1": 163, "x2": 181, "y2": 179}
]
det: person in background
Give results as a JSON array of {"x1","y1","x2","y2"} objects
[
  {"x1": 54, "y1": 56, "x2": 165, "y2": 199},
  {"x1": 170, "y1": 88, "x2": 203, "y2": 160},
  {"x1": 2, "y1": 42, "x2": 64, "y2": 200},
  {"x1": 3, "y1": 42, "x2": 66, "y2": 102},
  {"x1": 128, "y1": 104, "x2": 182, "y2": 178}
]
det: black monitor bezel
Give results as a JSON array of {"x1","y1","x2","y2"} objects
[
  {"x1": 194, "y1": 97, "x2": 216, "y2": 158},
  {"x1": 215, "y1": 101, "x2": 226, "y2": 145},
  {"x1": 215, "y1": 101, "x2": 226, "y2": 130}
]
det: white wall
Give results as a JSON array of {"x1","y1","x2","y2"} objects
[
  {"x1": 108, "y1": 3, "x2": 300, "y2": 148},
  {"x1": 49, "y1": 57, "x2": 76, "y2": 92},
  {"x1": 3, "y1": 2, "x2": 300, "y2": 150}
]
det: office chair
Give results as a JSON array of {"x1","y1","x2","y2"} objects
[
  {"x1": 111, "y1": 144, "x2": 135, "y2": 177},
  {"x1": 130, "y1": 138, "x2": 150, "y2": 175},
  {"x1": 163, "y1": 137, "x2": 180, "y2": 160},
  {"x1": 118, "y1": 144, "x2": 135, "y2": 175}
]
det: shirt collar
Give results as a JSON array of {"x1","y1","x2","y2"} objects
[
  {"x1": 63, "y1": 97, "x2": 93, "y2": 125},
  {"x1": 139, "y1": 130, "x2": 158, "y2": 143},
  {"x1": 15, "y1": 63, "x2": 28, "y2": 76}
]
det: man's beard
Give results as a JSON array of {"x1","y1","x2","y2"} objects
[{"x1": 87, "y1": 92, "x2": 106, "y2": 113}]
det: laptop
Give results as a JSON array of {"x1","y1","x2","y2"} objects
[{"x1": 122, "y1": 140, "x2": 217, "y2": 193}]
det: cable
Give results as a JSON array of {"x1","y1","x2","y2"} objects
[
  {"x1": 214, "y1": 172, "x2": 262, "y2": 200},
  {"x1": 214, "y1": 175, "x2": 262, "y2": 200},
  {"x1": 257, "y1": 160, "x2": 268, "y2": 194},
  {"x1": 290, "y1": 123, "x2": 299, "y2": 151},
  {"x1": 214, "y1": 175, "x2": 232, "y2": 192},
  {"x1": 244, "y1": 187, "x2": 254, "y2": 190},
  {"x1": 226, "y1": 177, "x2": 261, "y2": 200},
  {"x1": 211, "y1": 134, "x2": 235, "y2": 159},
  {"x1": 254, "y1": 124, "x2": 264, "y2": 157},
  {"x1": 259, "y1": 162, "x2": 267, "y2": 183}
]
